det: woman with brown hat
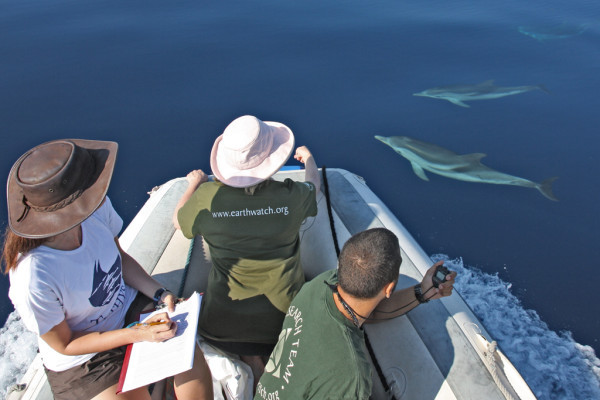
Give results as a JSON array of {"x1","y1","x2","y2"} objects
[
  {"x1": 2, "y1": 139, "x2": 213, "y2": 400},
  {"x1": 172, "y1": 115, "x2": 320, "y2": 385}
]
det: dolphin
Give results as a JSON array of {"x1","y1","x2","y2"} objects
[
  {"x1": 375, "y1": 135, "x2": 558, "y2": 201},
  {"x1": 518, "y1": 23, "x2": 587, "y2": 41},
  {"x1": 413, "y1": 80, "x2": 549, "y2": 108}
]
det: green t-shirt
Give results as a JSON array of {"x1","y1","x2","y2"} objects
[
  {"x1": 255, "y1": 270, "x2": 373, "y2": 400},
  {"x1": 178, "y1": 179, "x2": 317, "y2": 344}
]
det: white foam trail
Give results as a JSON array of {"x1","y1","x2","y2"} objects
[
  {"x1": 432, "y1": 254, "x2": 600, "y2": 400},
  {"x1": 0, "y1": 312, "x2": 37, "y2": 399}
]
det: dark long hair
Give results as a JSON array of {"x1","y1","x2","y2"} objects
[{"x1": 2, "y1": 227, "x2": 46, "y2": 273}]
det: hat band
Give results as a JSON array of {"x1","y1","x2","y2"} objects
[{"x1": 16, "y1": 188, "x2": 86, "y2": 223}]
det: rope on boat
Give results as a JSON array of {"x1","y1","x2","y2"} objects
[
  {"x1": 321, "y1": 166, "x2": 397, "y2": 400},
  {"x1": 321, "y1": 166, "x2": 340, "y2": 257},
  {"x1": 485, "y1": 340, "x2": 517, "y2": 400}
]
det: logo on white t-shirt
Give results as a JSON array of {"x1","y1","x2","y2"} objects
[{"x1": 88, "y1": 255, "x2": 122, "y2": 308}]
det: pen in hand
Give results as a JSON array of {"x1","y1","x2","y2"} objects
[
  {"x1": 126, "y1": 320, "x2": 172, "y2": 328},
  {"x1": 135, "y1": 320, "x2": 170, "y2": 327}
]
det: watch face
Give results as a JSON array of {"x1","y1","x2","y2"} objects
[{"x1": 435, "y1": 271, "x2": 446, "y2": 280}]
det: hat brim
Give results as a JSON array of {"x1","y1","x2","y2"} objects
[
  {"x1": 7, "y1": 139, "x2": 118, "y2": 239},
  {"x1": 210, "y1": 121, "x2": 295, "y2": 188}
]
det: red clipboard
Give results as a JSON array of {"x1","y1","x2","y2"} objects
[
  {"x1": 116, "y1": 303, "x2": 156, "y2": 394},
  {"x1": 116, "y1": 344, "x2": 135, "y2": 393}
]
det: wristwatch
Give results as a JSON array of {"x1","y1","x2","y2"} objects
[
  {"x1": 153, "y1": 287, "x2": 171, "y2": 306},
  {"x1": 414, "y1": 284, "x2": 429, "y2": 304}
]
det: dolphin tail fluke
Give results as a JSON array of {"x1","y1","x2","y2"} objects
[
  {"x1": 538, "y1": 176, "x2": 559, "y2": 201},
  {"x1": 537, "y1": 84, "x2": 551, "y2": 94}
]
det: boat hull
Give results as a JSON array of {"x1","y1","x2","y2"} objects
[{"x1": 7, "y1": 168, "x2": 535, "y2": 400}]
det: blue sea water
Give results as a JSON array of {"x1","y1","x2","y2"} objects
[{"x1": 0, "y1": 0, "x2": 599, "y2": 398}]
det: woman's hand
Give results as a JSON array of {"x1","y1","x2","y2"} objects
[
  {"x1": 294, "y1": 146, "x2": 313, "y2": 164},
  {"x1": 161, "y1": 291, "x2": 178, "y2": 313},
  {"x1": 186, "y1": 169, "x2": 208, "y2": 188},
  {"x1": 131, "y1": 312, "x2": 178, "y2": 343}
]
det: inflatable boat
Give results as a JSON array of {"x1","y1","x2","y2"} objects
[{"x1": 7, "y1": 168, "x2": 536, "y2": 400}]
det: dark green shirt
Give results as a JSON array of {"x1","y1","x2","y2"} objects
[
  {"x1": 255, "y1": 270, "x2": 373, "y2": 400},
  {"x1": 178, "y1": 179, "x2": 317, "y2": 344}
]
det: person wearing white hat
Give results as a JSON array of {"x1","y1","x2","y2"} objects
[
  {"x1": 3, "y1": 139, "x2": 213, "y2": 400},
  {"x1": 173, "y1": 115, "x2": 320, "y2": 383}
]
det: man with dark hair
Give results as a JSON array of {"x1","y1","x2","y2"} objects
[
  {"x1": 254, "y1": 228, "x2": 456, "y2": 400},
  {"x1": 337, "y1": 228, "x2": 402, "y2": 299}
]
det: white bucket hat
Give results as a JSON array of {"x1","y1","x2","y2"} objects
[{"x1": 210, "y1": 115, "x2": 295, "y2": 188}]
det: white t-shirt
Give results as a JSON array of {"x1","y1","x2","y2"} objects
[{"x1": 9, "y1": 197, "x2": 138, "y2": 372}]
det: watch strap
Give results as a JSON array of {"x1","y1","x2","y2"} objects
[
  {"x1": 153, "y1": 287, "x2": 170, "y2": 306},
  {"x1": 414, "y1": 284, "x2": 429, "y2": 304}
]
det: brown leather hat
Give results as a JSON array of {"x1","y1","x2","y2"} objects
[{"x1": 6, "y1": 139, "x2": 118, "y2": 239}]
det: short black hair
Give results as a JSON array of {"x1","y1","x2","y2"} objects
[{"x1": 337, "y1": 228, "x2": 402, "y2": 299}]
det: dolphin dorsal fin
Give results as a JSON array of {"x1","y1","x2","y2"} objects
[
  {"x1": 461, "y1": 153, "x2": 487, "y2": 163},
  {"x1": 478, "y1": 80, "x2": 495, "y2": 86},
  {"x1": 411, "y1": 162, "x2": 430, "y2": 181}
]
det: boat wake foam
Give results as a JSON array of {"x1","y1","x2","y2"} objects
[
  {"x1": 0, "y1": 312, "x2": 37, "y2": 398},
  {"x1": 431, "y1": 254, "x2": 600, "y2": 400}
]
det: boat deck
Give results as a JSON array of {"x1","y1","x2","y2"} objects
[
  {"x1": 9, "y1": 168, "x2": 534, "y2": 400},
  {"x1": 129, "y1": 169, "x2": 519, "y2": 399}
]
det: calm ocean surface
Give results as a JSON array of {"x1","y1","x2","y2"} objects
[{"x1": 1, "y1": 0, "x2": 599, "y2": 398}]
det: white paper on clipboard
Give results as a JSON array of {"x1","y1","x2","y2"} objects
[{"x1": 118, "y1": 291, "x2": 202, "y2": 393}]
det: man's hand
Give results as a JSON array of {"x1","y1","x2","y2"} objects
[{"x1": 421, "y1": 260, "x2": 456, "y2": 301}]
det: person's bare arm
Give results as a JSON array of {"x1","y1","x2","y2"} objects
[
  {"x1": 172, "y1": 170, "x2": 208, "y2": 229},
  {"x1": 116, "y1": 238, "x2": 177, "y2": 312},
  {"x1": 370, "y1": 261, "x2": 456, "y2": 321},
  {"x1": 40, "y1": 312, "x2": 176, "y2": 356},
  {"x1": 294, "y1": 146, "x2": 321, "y2": 193}
]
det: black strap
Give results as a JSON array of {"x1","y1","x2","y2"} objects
[
  {"x1": 321, "y1": 166, "x2": 396, "y2": 400},
  {"x1": 364, "y1": 331, "x2": 395, "y2": 399},
  {"x1": 326, "y1": 281, "x2": 361, "y2": 327},
  {"x1": 322, "y1": 166, "x2": 340, "y2": 257}
]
